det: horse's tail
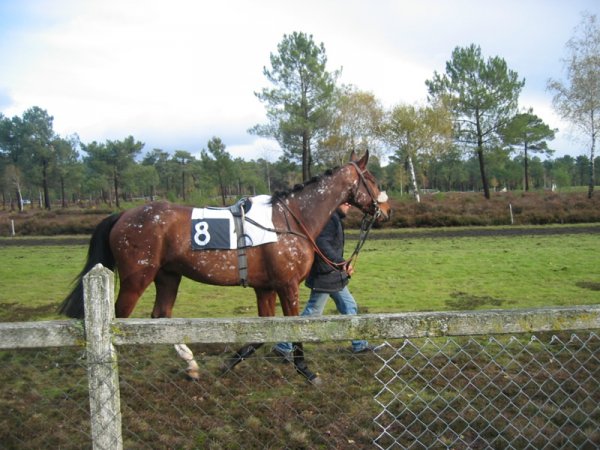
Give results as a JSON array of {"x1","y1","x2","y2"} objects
[{"x1": 58, "y1": 212, "x2": 123, "y2": 319}]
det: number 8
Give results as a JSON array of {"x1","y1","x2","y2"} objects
[{"x1": 193, "y1": 221, "x2": 211, "y2": 246}]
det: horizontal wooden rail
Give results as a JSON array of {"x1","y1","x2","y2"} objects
[{"x1": 2, "y1": 305, "x2": 600, "y2": 350}]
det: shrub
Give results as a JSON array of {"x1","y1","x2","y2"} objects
[{"x1": 1, "y1": 191, "x2": 599, "y2": 235}]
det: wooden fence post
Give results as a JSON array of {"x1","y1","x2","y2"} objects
[{"x1": 83, "y1": 264, "x2": 123, "y2": 450}]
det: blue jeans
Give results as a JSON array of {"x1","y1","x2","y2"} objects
[{"x1": 275, "y1": 286, "x2": 369, "y2": 353}]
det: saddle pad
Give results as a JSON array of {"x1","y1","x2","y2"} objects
[{"x1": 190, "y1": 195, "x2": 278, "y2": 250}]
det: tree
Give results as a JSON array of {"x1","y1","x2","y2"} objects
[
  {"x1": 21, "y1": 107, "x2": 56, "y2": 209},
  {"x1": 250, "y1": 31, "x2": 339, "y2": 181},
  {"x1": 0, "y1": 107, "x2": 58, "y2": 209},
  {"x1": 548, "y1": 12, "x2": 600, "y2": 198},
  {"x1": 500, "y1": 109, "x2": 556, "y2": 191},
  {"x1": 83, "y1": 136, "x2": 144, "y2": 208},
  {"x1": 428, "y1": 146, "x2": 468, "y2": 191},
  {"x1": 380, "y1": 102, "x2": 453, "y2": 202},
  {"x1": 201, "y1": 137, "x2": 236, "y2": 206},
  {"x1": 426, "y1": 44, "x2": 525, "y2": 199},
  {"x1": 142, "y1": 149, "x2": 176, "y2": 197},
  {"x1": 173, "y1": 150, "x2": 195, "y2": 201},
  {"x1": 318, "y1": 86, "x2": 384, "y2": 167},
  {"x1": 52, "y1": 134, "x2": 81, "y2": 207}
]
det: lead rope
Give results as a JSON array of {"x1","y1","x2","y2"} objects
[
  {"x1": 347, "y1": 211, "x2": 380, "y2": 269},
  {"x1": 280, "y1": 200, "x2": 378, "y2": 272}
]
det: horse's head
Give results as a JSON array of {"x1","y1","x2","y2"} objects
[{"x1": 346, "y1": 151, "x2": 391, "y2": 221}]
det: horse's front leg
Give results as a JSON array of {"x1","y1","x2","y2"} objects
[
  {"x1": 151, "y1": 270, "x2": 202, "y2": 380},
  {"x1": 220, "y1": 288, "x2": 276, "y2": 374},
  {"x1": 174, "y1": 344, "x2": 201, "y2": 380}
]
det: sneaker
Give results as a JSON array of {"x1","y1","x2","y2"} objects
[
  {"x1": 270, "y1": 347, "x2": 293, "y2": 364},
  {"x1": 352, "y1": 343, "x2": 385, "y2": 354}
]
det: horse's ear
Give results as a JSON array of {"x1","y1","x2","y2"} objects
[
  {"x1": 349, "y1": 150, "x2": 358, "y2": 162},
  {"x1": 356, "y1": 150, "x2": 369, "y2": 169}
]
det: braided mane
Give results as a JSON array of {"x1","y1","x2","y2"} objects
[{"x1": 272, "y1": 167, "x2": 338, "y2": 202}]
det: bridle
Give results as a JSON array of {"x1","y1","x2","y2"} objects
[
  {"x1": 348, "y1": 161, "x2": 388, "y2": 221},
  {"x1": 279, "y1": 161, "x2": 388, "y2": 272}
]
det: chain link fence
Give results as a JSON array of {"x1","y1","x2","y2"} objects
[
  {"x1": 1, "y1": 331, "x2": 599, "y2": 449},
  {"x1": 374, "y1": 333, "x2": 600, "y2": 449}
]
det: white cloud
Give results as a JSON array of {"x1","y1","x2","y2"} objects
[{"x1": 1, "y1": 0, "x2": 598, "y2": 159}]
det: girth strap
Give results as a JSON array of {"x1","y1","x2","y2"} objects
[{"x1": 233, "y1": 206, "x2": 249, "y2": 287}]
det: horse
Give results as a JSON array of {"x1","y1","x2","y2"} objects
[{"x1": 59, "y1": 151, "x2": 391, "y2": 384}]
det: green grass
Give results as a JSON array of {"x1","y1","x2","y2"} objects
[
  {"x1": 1, "y1": 226, "x2": 599, "y2": 321},
  {"x1": 352, "y1": 232, "x2": 600, "y2": 313}
]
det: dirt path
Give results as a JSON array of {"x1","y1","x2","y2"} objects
[
  {"x1": 355, "y1": 225, "x2": 600, "y2": 240},
  {"x1": 2, "y1": 225, "x2": 599, "y2": 247}
]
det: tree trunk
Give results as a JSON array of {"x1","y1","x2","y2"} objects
[
  {"x1": 477, "y1": 145, "x2": 490, "y2": 199},
  {"x1": 16, "y1": 187, "x2": 23, "y2": 212},
  {"x1": 302, "y1": 132, "x2": 310, "y2": 182},
  {"x1": 218, "y1": 172, "x2": 226, "y2": 206},
  {"x1": 113, "y1": 171, "x2": 120, "y2": 208},
  {"x1": 475, "y1": 112, "x2": 490, "y2": 199},
  {"x1": 524, "y1": 143, "x2": 530, "y2": 192},
  {"x1": 407, "y1": 155, "x2": 421, "y2": 203},
  {"x1": 42, "y1": 161, "x2": 51, "y2": 210},
  {"x1": 61, "y1": 176, "x2": 67, "y2": 208},
  {"x1": 588, "y1": 137, "x2": 595, "y2": 199}
]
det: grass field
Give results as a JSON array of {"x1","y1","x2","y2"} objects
[{"x1": 1, "y1": 225, "x2": 599, "y2": 322}]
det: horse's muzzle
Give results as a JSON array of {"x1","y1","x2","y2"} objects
[{"x1": 375, "y1": 203, "x2": 392, "y2": 221}]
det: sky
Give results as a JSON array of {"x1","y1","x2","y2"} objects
[{"x1": 0, "y1": 0, "x2": 598, "y2": 162}]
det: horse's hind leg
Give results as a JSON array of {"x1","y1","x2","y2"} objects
[
  {"x1": 115, "y1": 269, "x2": 158, "y2": 318},
  {"x1": 151, "y1": 270, "x2": 201, "y2": 381},
  {"x1": 151, "y1": 269, "x2": 182, "y2": 319}
]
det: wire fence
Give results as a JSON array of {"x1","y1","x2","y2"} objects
[{"x1": 1, "y1": 333, "x2": 599, "y2": 449}]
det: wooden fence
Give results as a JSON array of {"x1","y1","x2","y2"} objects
[{"x1": 1, "y1": 263, "x2": 600, "y2": 448}]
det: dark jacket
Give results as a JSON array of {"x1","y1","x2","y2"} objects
[{"x1": 305, "y1": 210, "x2": 349, "y2": 292}]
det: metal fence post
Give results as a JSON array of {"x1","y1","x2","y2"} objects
[{"x1": 83, "y1": 264, "x2": 123, "y2": 450}]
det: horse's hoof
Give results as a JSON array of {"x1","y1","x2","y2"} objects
[{"x1": 186, "y1": 369, "x2": 200, "y2": 381}]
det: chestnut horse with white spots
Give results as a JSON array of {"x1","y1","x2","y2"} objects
[{"x1": 59, "y1": 151, "x2": 390, "y2": 384}]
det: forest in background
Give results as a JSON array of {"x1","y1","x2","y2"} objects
[{"x1": 1, "y1": 14, "x2": 598, "y2": 210}]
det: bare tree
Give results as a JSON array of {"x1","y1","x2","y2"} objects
[{"x1": 548, "y1": 12, "x2": 600, "y2": 198}]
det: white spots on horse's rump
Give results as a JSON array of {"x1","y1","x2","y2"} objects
[
  {"x1": 116, "y1": 236, "x2": 130, "y2": 249},
  {"x1": 138, "y1": 258, "x2": 150, "y2": 266},
  {"x1": 152, "y1": 214, "x2": 161, "y2": 224}
]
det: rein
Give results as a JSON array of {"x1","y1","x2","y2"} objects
[
  {"x1": 347, "y1": 210, "x2": 380, "y2": 267},
  {"x1": 244, "y1": 204, "x2": 376, "y2": 271},
  {"x1": 245, "y1": 161, "x2": 385, "y2": 272}
]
